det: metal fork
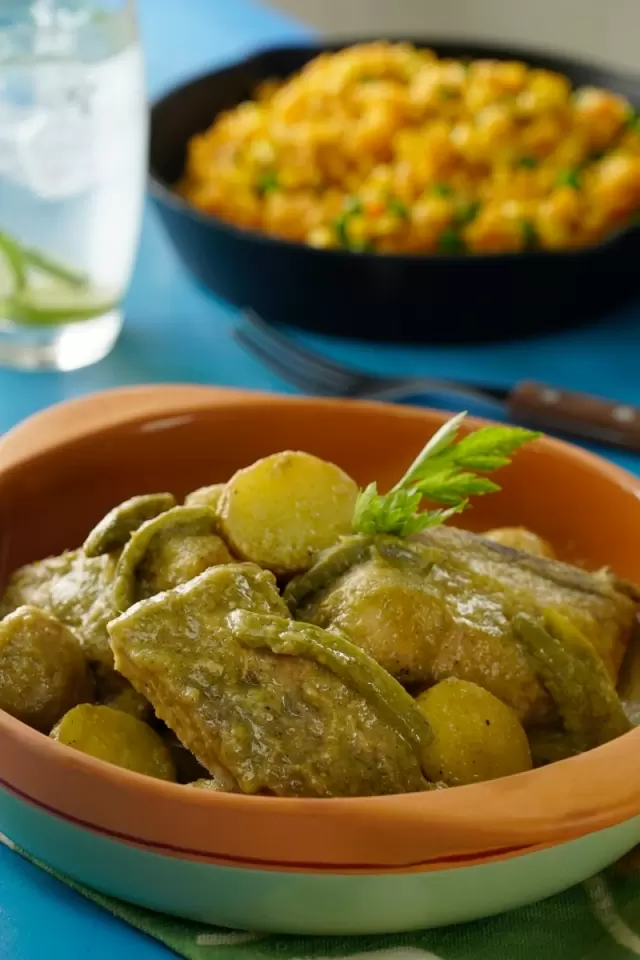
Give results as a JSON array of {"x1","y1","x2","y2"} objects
[
  {"x1": 234, "y1": 311, "x2": 505, "y2": 408},
  {"x1": 234, "y1": 310, "x2": 640, "y2": 452}
]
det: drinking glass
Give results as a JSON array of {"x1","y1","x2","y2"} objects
[{"x1": 0, "y1": 0, "x2": 147, "y2": 370}]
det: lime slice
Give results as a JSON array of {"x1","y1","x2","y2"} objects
[
  {"x1": 22, "y1": 244, "x2": 89, "y2": 288},
  {"x1": 2, "y1": 282, "x2": 118, "y2": 327},
  {"x1": 0, "y1": 233, "x2": 26, "y2": 298}
]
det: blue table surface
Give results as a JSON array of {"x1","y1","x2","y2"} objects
[{"x1": 2, "y1": 2, "x2": 640, "y2": 956}]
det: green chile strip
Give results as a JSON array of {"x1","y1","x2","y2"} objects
[
  {"x1": 284, "y1": 536, "x2": 375, "y2": 612},
  {"x1": 229, "y1": 610, "x2": 434, "y2": 768},
  {"x1": 513, "y1": 611, "x2": 631, "y2": 747},
  {"x1": 84, "y1": 493, "x2": 176, "y2": 557},
  {"x1": 285, "y1": 534, "x2": 433, "y2": 614},
  {"x1": 113, "y1": 505, "x2": 219, "y2": 612},
  {"x1": 373, "y1": 535, "x2": 439, "y2": 573}
]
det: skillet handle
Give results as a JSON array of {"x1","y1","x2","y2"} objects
[{"x1": 508, "y1": 381, "x2": 640, "y2": 451}]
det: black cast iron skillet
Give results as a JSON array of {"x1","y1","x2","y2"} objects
[{"x1": 149, "y1": 38, "x2": 640, "y2": 344}]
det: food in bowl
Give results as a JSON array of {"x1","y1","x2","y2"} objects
[
  {"x1": 0, "y1": 413, "x2": 637, "y2": 797},
  {"x1": 178, "y1": 41, "x2": 640, "y2": 255}
]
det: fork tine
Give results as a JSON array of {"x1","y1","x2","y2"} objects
[
  {"x1": 233, "y1": 329, "x2": 345, "y2": 396},
  {"x1": 241, "y1": 310, "x2": 360, "y2": 392},
  {"x1": 238, "y1": 323, "x2": 348, "y2": 394}
]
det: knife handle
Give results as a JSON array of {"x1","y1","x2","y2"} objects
[{"x1": 508, "y1": 381, "x2": 640, "y2": 451}]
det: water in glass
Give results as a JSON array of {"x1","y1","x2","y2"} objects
[{"x1": 0, "y1": 0, "x2": 147, "y2": 370}]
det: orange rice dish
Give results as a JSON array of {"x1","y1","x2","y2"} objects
[{"x1": 179, "y1": 42, "x2": 640, "y2": 255}]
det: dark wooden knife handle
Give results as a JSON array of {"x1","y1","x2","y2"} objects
[{"x1": 508, "y1": 381, "x2": 640, "y2": 451}]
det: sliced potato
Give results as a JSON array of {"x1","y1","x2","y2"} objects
[
  {"x1": 113, "y1": 506, "x2": 234, "y2": 611},
  {"x1": 189, "y1": 779, "x2": 230, "y2": 792},
  {"x1": 93, "y1": 665, "x2": 153, "y2": 723},
  {"x1": 106, "y1": 684, "x2": 154, "y2": 722},
  {"x1": 144, "y1": 534, "x2": 233, "y2": 594},
  {"x1": 51, "y1": 704, "x2": 175, "y2": 780},
  {"x1": 0, "y1": 606, "x2": 94, "y2": 732},
  {"x1": 219, "y1": 451, "x2": 359, "y2": 575},
  {"x1": 184, "y1": 484, "x2": 226, "y2": 514},
  {"x1": 482, "y1": 526, "x2": 555, "y2": 559},
  {"x1": 416, "y1": 678, "x2": 532, "y2": 786},
  {"x1": 187, "y1": 765, "x2": 240, "y2": 792},
  {"x1": 0, "y1": 549, "x2": 119, "y2": 668}
]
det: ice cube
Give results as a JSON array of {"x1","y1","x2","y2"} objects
[
  {"x1": 17, "y1": 109, "x2": 96, "y2": 198},
  {"x1": 0, "y1": 105, "x2": 36, "y2": 180}
]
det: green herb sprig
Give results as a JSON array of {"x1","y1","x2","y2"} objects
[
  {"x1": 256, "y1": 171, "x2": 280, "y2": 196},
  {"x1": 333, "y1": 197, "x2": 362, "y2": 248},
  {"x1": 555, "y1": 168, "x2": 582, "y2": 190},
  {"x1": 353, "y1": 412, "x2": 540, "y2": 536},
  {"x1": 431, "y1": 183, "x2": 454, "y2": 198},
  {"x1": 387, "y1": 196, "x2": 409, "y2": 219},
  {"x1": 626, "y1": 107, "x2": 640, "y2": 134},
  {"x1": 437, "y1": 226, "x2": 466, "y2": 254},
  {"x1": 520, "y1": 219, "x2": 538, "y2": 249}
]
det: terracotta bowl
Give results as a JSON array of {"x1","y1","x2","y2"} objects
[{"x1": 1, "y1": 385, "x2": 640, "y2": 935}]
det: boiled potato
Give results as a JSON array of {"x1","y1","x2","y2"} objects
[
  {"x1": 189, "y1": 779, "x2": 228, "y2": 791},
  {"x1": 483, "y1": 526, "x2": 555, "y2": 559},
  {"x1": 51, "y1": 704, "x2": 175, "y2": 781},
  {"x1": 0, "y1": 549, "x2": 120, "y2": 668},
  {"x1": 188, "y1": 766, "x2": 240, "y2": 793},
  {"x1": 0, "y1": 606, "x2": 94, "y2": 732},
  {"x1": 93, "y1": 665, "x2": 153, "y2": 723},
  {"x1": 142, "y1": 534, "x2": 233, "y2": 594},
  {"x1": 106, "y1": 684, "x2": 154, "y2": 722},
  {"x1": 218, "y1": 451, "x2": 359, "y2": 575},
  {"x1": 113, "y1": 506, "x2": 234, "y2": 610},
  {"x1": 416, "y1": 678, "x2": 532, "y2": 786},
  {"x1": 184, "y1": 484, "x2": 226, "y2": 514}
]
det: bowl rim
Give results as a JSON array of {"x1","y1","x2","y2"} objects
[
  {"x1": 2, "y1": 384, "x2": 640, "y2": 873},
  {"x1": 148, "y1": 36, "x2": 640, "y2": 265}
]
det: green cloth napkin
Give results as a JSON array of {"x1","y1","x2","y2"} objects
[{"x1": 4, "y1": 834, "x2": 640, "y2": 960}]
